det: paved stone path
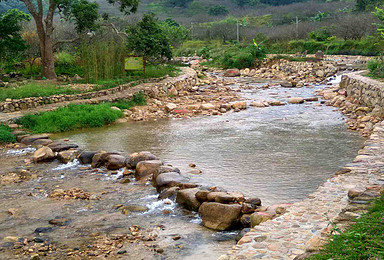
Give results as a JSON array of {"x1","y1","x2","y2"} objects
[
  {"x1": 221, "y1": 121, "x2": 384, "y2": 259},
  {"x1": 0, "y1": 67, "x2": 195, "y2": 123}
]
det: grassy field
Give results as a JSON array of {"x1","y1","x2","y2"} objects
[{"x1": 308, "y1": 194, "x2": 384, "y2": 260}]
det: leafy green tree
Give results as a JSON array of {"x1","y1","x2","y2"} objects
[
  {"x1": 208, "y1": 5, "x2": 229, "y2": 16},
  {"x1": 373, "y1": 7, "x2": 384, "y2": 38},
  {"x1": 126, "y1": 13, "x2": 172, "y2": 61},
  {"x1": 159, "y1": 18, "x2": 189, "y2": 47},
  {"x1": 0, "y1": 9, "x2": 30, "y2": 70},
  {"x1": 0, "y1": 0, "x2": 138, "y2": 79}
]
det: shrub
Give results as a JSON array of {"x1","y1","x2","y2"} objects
[
  {"x1": 367, "y1": 57, "x2": 384, "y2": 78},
  {"x1": 17, "y1": 103, "x2": 123, "y2": 133},
  {"x1": 208, "y1": 5, "x2": 229, "y2": 16},
  {"x1": 308, "y1": 27, "x2": 331, "y2": 41},
  {"x1": 110, "y1": 92, "x2": 146, "y2": 109},
  {"x1": 0, "y1": 124, "x2": 16, "y2": 143}
]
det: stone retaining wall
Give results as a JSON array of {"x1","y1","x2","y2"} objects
[
  {"x1": 0, "y1": 67, "x2": 197, "y2": 113},
  {"x1": 340, "y1": 71, "x2": 384, "y2": 109}
]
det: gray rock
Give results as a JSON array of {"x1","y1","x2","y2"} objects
[
  {"x1": 125, "y1": 151, "x2": 158, "y2": 169},
  {"x1": 198, "y1": 202, "x2": 242, "y2": 231},
  {"x1": 176, "y1": 188, "x2": 201, "y2": 211}
]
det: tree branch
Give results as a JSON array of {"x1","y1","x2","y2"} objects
[
  {"x1": 20, "y1": 0, "x2": 38, "y2": 18},
  {"x1": 100, "y1": 23, "x2": 128, "y2": 38},
  {"x1": 53, "y1": 38, "x2": 79, "y2": 48}
]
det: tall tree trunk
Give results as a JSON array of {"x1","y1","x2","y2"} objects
[{"x1": 41, "y1": 35, "x2": 56, "y2": 79}]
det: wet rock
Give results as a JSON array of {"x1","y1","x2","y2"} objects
[
  {"x1": 155, "y1": 172, "x2": 184, "y2": 191},
  {"x1": 187, "y1": 169, "x2": 202, "y2": 175},
  {"x1": 268, "y1": 101, "x2": 285, "y2": 106},
  {"x1": 288, "y1": 97, "x2": 304, "y2": 104},
  {"x1": 231, "y1": 101, "x2": 247, "y2": 110},
  {"x1": 280, "y1": 81, "x2": 293, "y2": 88},
  {"x1": 105, "y1": 154, "x2": 126, "y2": 170},
  {"x1": 240, "y1": 214, "x2": 251, "y2": 227},
  {"x1": 48, "y1": 142, "x2": 79, "y2": 152},
  {"x1": 57, "y1": 150, "x2": 78, "y2": 163},
  {"x1": 34, "y1": 227, "x2": 53, "y2": 233},
  {"x1": 122, "y1": 205, "x2": 148, "y2": 212},
  {"x1": 235, "y1": 228, "x2": 250, "y2": 242},
  {"x1": 34, "y1": 237, "x2": 45, "y2": 243},
  {"x1": 304, "y1": 97, "x2": 319, "y2": 102},
  {"x1": 195, "y1": 190, "x2": 210, "y2": 203},
  {"x1": 198, "y1": 202, "x2": 242, "y2": 230},
  {"x1": 207, "y1": 192, "x2": 244, "y2": 204},
  {"x1": 33, "y1": 146, "x2": 55, "y2": 163},
  {"x1": 176, "y1": 188, "x2": 201, "y2": 211},
  {"x1": 125, "y1": 151, "x2": 158, "y2": 169},
  {"x1": 135, "y1": 160, "x2": 163, "y2": 180},
  {"x1": 20, "y1": 134, "x2": 49, "y2": 145},
  {"x1": 250, "y1": 212, "x2": 273, "y2": 227},
  {"x1": 32, "y1": 139, "x2": 53, "y2": 146},
  {"x1": 153, "y1": 165, "x2": 181, "y2": 180},
  {"x1": 78, "y1": 151, "x2": 98, "y2": 164},
  {"x1": 158, "y1": 186, "x2": 179, "y2": 200},
  {"x1": 316, "y1": 69, "x2": 325, "y2": 78},
  {"x1": 245, "y1": 197, "x2": 262, "y2": 207},
  {"x1": 250, "y1": 101, "x2": 267, "y2": 107},
  {"x1": 224, "y1": 69, "x2": 240, "y2": 77},
  {"x1": 348, "y1": 189, "x2": 364, "y2": 199}
]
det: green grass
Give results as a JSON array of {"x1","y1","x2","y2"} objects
[
  {"x1": 0, "y1": 125, "x2": 16, "y2": 143},
  {"x1": 17, "y1": 93, "x2": 147, "y2": 133},
  {"x1": 110, "y1": 92, "x2": 146, "y2": 110},
  {"x1": 17, "y1": 104, "x2": 123, "y2": 133},
  {"x1": 308, "y1": 194, "x2": 384, "y2": 260},
  {"x1": 0, "y1": 83, "x2": 82, "y2": 101}
]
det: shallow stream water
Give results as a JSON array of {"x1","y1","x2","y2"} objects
[{"x1": 0, "y1": 75, "x2": 364, "y2": 259}]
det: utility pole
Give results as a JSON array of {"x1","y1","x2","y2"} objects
[
  {"x1": 191, "y1": 22, "x2": 194, "y2": 40},
  {"x1": 236, "y1": 21, "x2": 240, "y2": 43},
  {"x1": 295, "y1": 16, "x2": 299, "y2": 39}
]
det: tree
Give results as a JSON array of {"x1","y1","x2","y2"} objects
[
  {"x1": 126, "y1": 13, "x2": 172, "y2": 61},
  {"x1": 2, "y1": 0, "x2": 139, "y2": 79},
  {"x1": 0, "y1": 9, "x2": 30, "y2": 71},
  {"x1": 159, "y1": 18, "x2": 189, "y2": 47},
  {"x1": 164, "y1": 0, "x2": 192, "y2": 8},
  {"x1": 373, "y1": 7, "x2": 384, "y2": 38},
  {"x1": 208, "y1": 5, "x2": 229, "y2": 16}
]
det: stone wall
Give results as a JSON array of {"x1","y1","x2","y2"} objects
[
  {"x1": 340, "y1": 71, "x2": 384, "y2": 109},
  {"x1": 0, "y1": 67, "x2": 197, "y2": 113}
]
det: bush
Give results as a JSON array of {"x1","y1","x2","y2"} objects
[
  {"x1": 0, "y1": 124, "x2": 16, "y2": 143},
  {"x1": 17, "y1": 103, "x2": 123, "y2": 133},
  {"x1": 110, "y1": 92, "x2": 146, "y2": 109},
  {"x1": 208, "y1": 5, "x2": 229, "y2": 16},
  {"x1": 367, "y1": 57, "x2": 384, "y2": 78},
  {"x1": 308, "y1": 27, "x2": 331, "y2": 41}
]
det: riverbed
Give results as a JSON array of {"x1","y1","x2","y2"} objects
[{"x1": 0, "y1": 74, "x2": 364, "y2": 259}]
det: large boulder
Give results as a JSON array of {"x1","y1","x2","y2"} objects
[
  {"x1": 288, "y1": 97, "x2": 304, "y2": 104},
  {"x1": 32, "y1": 139, "x2": 53, "y2": 146},
  {"x1": 153, "y1": 165, "x2": 181, "y2": 180},
  {"x1": 207, "y1": 192, "x2": 245, "y2": 204},
  {"x1": 48, "y1": 142, "x2": 79, "y2": 152},
  {"x1": 20, "y1": 135, "x2": 49, "y2": 145},
  {"x1": 78, "y1": 151, "x2": 98, "y2": 164},
  {"x1": 176, "y1": 188, "x2": 201, "y2": 211},
  {"x1": 105, "y1": 154, "x2": 127, "y2": 170},
  {"x1": 198, "y1": 202, "x2": 242, "y2": 231},
  {"x1": 125, "y1": 151, "x2": 158, "y2": 169},
  {"x1": 33, "y1": 146, "x2": 55, "y2": 163},
  {"x1": 195, "y1": 190, "x2": 210, "y2": 203},
  {"x1": 155, "y1": 172, "x2": 184, "y2": 191},
  {"x1": 57, "y1": 150, "x2": 78, "y2": 163},
  {"x1": 135, "y1": 160, "x2": 163, "y2": 180}
]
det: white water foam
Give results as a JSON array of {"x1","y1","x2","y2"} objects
[
  {"x1": 52, "y1": 159, "x2": 80, "y2": 171},
  {"x1": 6, "y1": 147, "x2": 36, "y2": 155},
  {"x1": 144, "y1": 198, "x2": 176, "y2": 214}
]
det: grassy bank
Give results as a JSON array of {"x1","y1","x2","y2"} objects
[
  {"x1": 308, "y1": 194, "x2": 384, "y2": 260},
  {"x1": 1, "y1": 65, "x2": 179, "y2": 102},
  {"x1": 17, "y1": 93, "x2": 146, "y2": 133},
  {"x1": 0, "y1": 125, "x2": 16, "y2": 143}
]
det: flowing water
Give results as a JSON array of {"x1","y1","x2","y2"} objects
[{"x1": 0, "y1": 75, "x2": 364, "y2": 259}]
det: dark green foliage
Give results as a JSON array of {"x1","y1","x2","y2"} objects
[
  {"x1": 220, "y1": 44, "x2": 267, "y2": 69},
  {"x1": 355, "y1": 0, "x2": 383, "y2": 11},
  {"x1": 208, "y1": 5, "x2": 229, "y2": 16},
  {"x1": 308, "y1": 194, "x2": 384, "y2": 260},
  {"x1": 71, "y1": 0, "x2": 99, "y2": 33},
  {"x1": 0, "y1": 0, "x2": 28, "y2": 14},
  {"x1": 0, "y1": 125, "x2": 16, "y2": 143},
  {"x1": 159, "y1": 19, "x2": 189, "y2": 47},
  {"x1": 309, "y1": 27, "x2": 331, "y2": 41},
  {"x1": 110, "y1": 92, "x2": 146, "y2": 109},
  {"x1": 0, "y1": 9, "x2": 30, "y2": 64},
  {"x1": 367, "y1": 57, "x2": 384, "y2": 78},
  {"x1": 126, "y1": 13, "x2": 172, "y2": 60},
  {"x1": 260, "y1": 0, "x2": 308, "y2": 6},
  {"x1": 231, "y1": 0, "x2": 259, "y2": 7},
  {"x1": 17, "y1": 103, "x2": 123, "y2": 133}
]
